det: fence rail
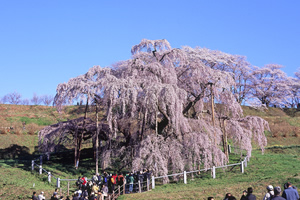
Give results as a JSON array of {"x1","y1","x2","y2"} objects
[{"x1": 31, "y1": 154, "x2": 249, "y2": 199}]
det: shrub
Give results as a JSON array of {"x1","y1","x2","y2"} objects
[
  {"x1": 0, "y1": 129, "x2": 8, "y2": 134},
  {"x1": 11, "y1": 122, "x2": 23, "y2": 135},
  {"x1": 26, "y1": 123, "x2": 40, "y2": 135}
]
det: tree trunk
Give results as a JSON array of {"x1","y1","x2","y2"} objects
[
  {"x1": 74, "y1": 128, "x2": 78, "y2": 168},
  {"x1": 222, "y1": 120, "x2": 229, "y2": 159},
  {"x1": 74, "y1": 97, "x2": 89, "y2": 169},
  {"x1": 211, "y1": 85, "x2": 216, "y2": 146},
  {"x1": 96, "y1": 105, "x2": 99, "y2": 175}
]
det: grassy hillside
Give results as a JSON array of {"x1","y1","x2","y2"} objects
[{"x1": 0, "y1": 104, "x2": 299, "y2": 199}]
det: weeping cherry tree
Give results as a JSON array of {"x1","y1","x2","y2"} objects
[{"x1": 39, "y1": 39, "x2": 269, "y2": 180}]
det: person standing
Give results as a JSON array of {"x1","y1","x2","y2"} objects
[
  {"x1": 38, "y1": 191, "x2": 46, "y2": 200},
  {"x1": 271, "y1": 186, "x2": 286, "y2": 200},
  {"x1": 264, "y1": 185, "x2": 274, "y2": 200},
  {"x1": 32, "y1": 192, "x2": 38, "y2": 200},
  {"x1": 101, "y1": 184, "x2": 108, "y2": 200},
  {"x1": 246, "y1": 187, "x2": 256, "y2": 200},
  {"x1": 282, "y1": 182, "x2": 299, "y2": 200},
  {"x1": 128, "y1": 173, "x2": 134, "y2": 193},
  {"x1": 240, "y1": 190, "x2": 247, "y2": 200}
]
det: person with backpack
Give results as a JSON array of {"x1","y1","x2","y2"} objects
[
  {"x1": 111, "y1": 174, "x2": 117, "y2": 193},
  {"x1": 102, "y1": 172, "x2": 108, "y2": 186},
  {"x1": 76, "y1": 177, "x2": 84, "y2": 189},
  {"x1": 117, "y1": 173, "x2": 124, "y2": 186},
  {"x1": 96, "y1": 173, "x2": 102, "y2": 186},
  {"x1": 92, "y1": 174, "x2": 98, "y2": 184},
  {"x1": 264, "y1": 185, "x2": 274, "y2": 200}
]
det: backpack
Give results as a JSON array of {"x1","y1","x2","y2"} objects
[
  {"x1": 111, "y1": 177, "x2": 115, "y2": 184},
  {"x1": 92, "y1": 175, "x2": 98, "y2": 182}
]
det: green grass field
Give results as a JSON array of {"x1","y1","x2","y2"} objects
[{"x1": 0, "y1": 105, "x2": 299, "y2": 199}]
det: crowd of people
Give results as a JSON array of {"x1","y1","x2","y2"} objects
[
  {"x1": 209, "y1": 182, "x2": 299, "y2": 200},
  {"x1": 31, "y1": 169, "x2": 152, "y2": 200},
  {"x1": 31, "y1": 180, "x2": 299, "y2": 200},
  {"x1": 72, "y1": 169, "x2": 152, "y2": 199}
]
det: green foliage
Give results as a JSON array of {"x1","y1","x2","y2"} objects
[
  {"x1": 118, "y1": 147, "x2": 300, "y2": 200},
  {"x1": 0, "y1": 105, "x2": 300, "y2": 199},
  {"x1": 6, "y1": 116, "x2": 54, "y2": 126}
]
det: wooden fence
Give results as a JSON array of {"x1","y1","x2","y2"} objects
[{"x1": 31, "y1": 154, "x2": 248, "y2": 199}]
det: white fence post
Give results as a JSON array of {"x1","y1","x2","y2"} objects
[
  {"x1": 56, "y1": 178, "x2": 60, "y2": 188},
  {"x1": 152, "y1": 176, "x2": 155, "y2": 189},
  {"x1": 212, "y1": 166, "x2": 216, "y2": 179},
  {"x1": 240, "y1": 161, "x2": 244, "y2": 173},
  {"x1": 31, "y1": 160, "x2": 34, "y2": 171},
  {"x1": 48, "y1": 172, "x2": 51, "y2": 183},
  {"x1": 138, "y1": 180, "x2": 141, "y2": 193},
  {"x1": 244, "y1": 158, "x2": 248, "y2": 167},
  {"x1": 39, "y1": 165, "x2": 42, "y2": 175},
  {"x1": 184, "y1": 171, "x2": 187, "y2": 184}
]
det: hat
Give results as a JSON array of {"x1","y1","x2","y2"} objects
[
  {"x1": 267, "y1": 185, "x2": 273, "y2": 191},
  {"x1": 243, "y1": 190, "x2": 247, "y2": 193},
  {"x1": 41, "y1": 191, "x2": 44, "y2": 194},
  {"x1": 274, "y1": 186, "x2": 281, "y2": 195}
]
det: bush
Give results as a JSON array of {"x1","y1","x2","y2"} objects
[
  {"x1": 0, "y1": 129, "x2": 8, "y2": 134},
  {"x1": 26, "y1": 123, "x2": 40, "y2": 135}
]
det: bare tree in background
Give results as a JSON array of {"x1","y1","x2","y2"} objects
[
  {"x1": 31, "y1": 93, "x2": 42, "y2": 105},
  {"x1": 4, "y1": 92, "x2": 22, "y2": 105},
  {"x1": 41, "y1": 95, "x2": 54, "y2": 106},
  {"x1": 22, "y1": 99, "x2": 30, "y2": 105},
  {"x1": 39, "y1": 39, "x2": 270, "y2": 178}
]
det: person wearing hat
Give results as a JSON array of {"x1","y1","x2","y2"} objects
[
  {"x1": 282, "y1": 182, "x2": 299, "y2": 200},
  {"x1": 272, "y1": 186, "x2": 285, "y2": 200},
  {"x1": 263, "y1": 185, "x2": 274, "y2": 200},
  {"x1": 38, "y1": 191, "x2": 46, "y2": 200},
  {"x1": 240, "y1": 190, "x2": 247, "y2": 200}
]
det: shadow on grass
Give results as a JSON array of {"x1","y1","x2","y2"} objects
[{"x1": 0, "y1": 144, "x2": 99, "y2": 178}]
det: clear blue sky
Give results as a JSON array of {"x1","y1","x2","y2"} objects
[{"x1": 0, "y1": 0, "x2": 299, "y2": 100}]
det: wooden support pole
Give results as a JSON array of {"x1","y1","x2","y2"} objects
[
  {"x1": 56, "y1": 178, "x2": 60, "y2": 188},
  {"x1": 123, "y1": 181, "x2": 126, "y2": 195},
  {"x1": 212, "y1": 166, "x2": 216, "y2": 179},
  {"x1": 48, "y1": 172, "x2": 51, "y2": 183},
  {"x1": 240, "y1": 161, "x2": 244, "y2": 173},
  {"x1": 152, "y1": 176, "x2": 155, "y2": 189}
]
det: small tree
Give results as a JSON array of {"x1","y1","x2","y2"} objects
[
  {"x1": 4, "y1": 92, "x2": 22, "y2": 105},
  {"x1": 250, "y1": 64, "x2": 291, "y2": 107},
  {"x1": 41, "y1": 95, "x2": 54, "y2": 106},
  {"x1": 31, "y1": 93, "x2": 42, "y2": 105}
]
